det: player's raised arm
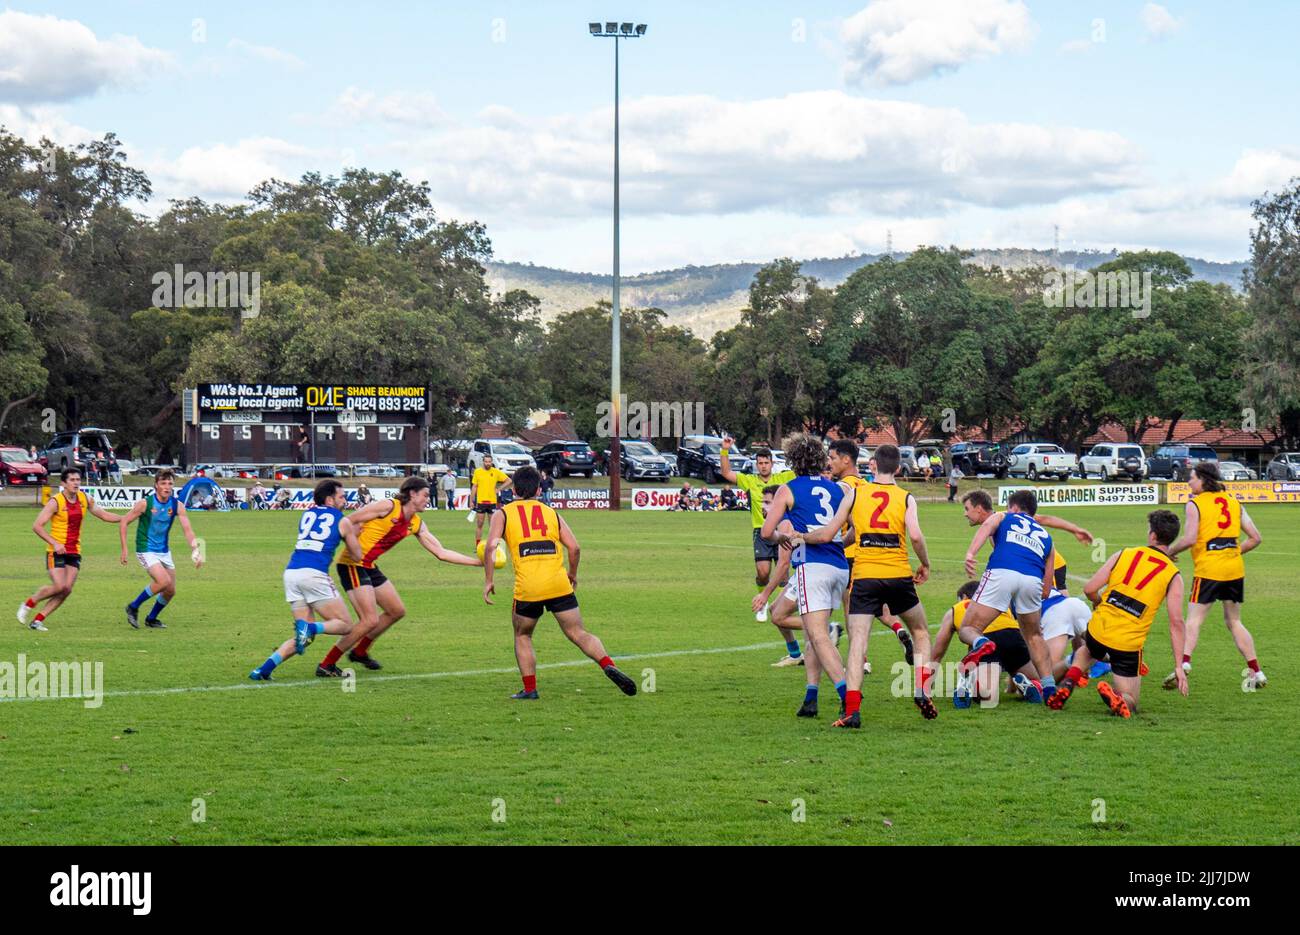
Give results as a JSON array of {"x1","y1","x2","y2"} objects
[
  {"x1": 118, "y1": 498, "x2": 147, "y2": 564},
  {"x1": 339, "y1": 515, "x2": 363, "y2": 564},
  {"x1": 1168, "y1": 500, "x2": 1200, "y2": 557},
  {"x1": 87, "y1": 495, "x2": 122, "y2": 524},
  {"x1": 1037, "y1": 513, "x2": 1093, "y2": 545},
  {"x1": 482, "y1": 509, "x2": 507, "y2": 604},
  {"x1": 175, "y1": 500, "x2": 202, "y2": 567},
  {"x1": 1239, "y1": 507, "x2": 1262, "y2": 555},
  {"x1": 349, "y1": 497, "x2": 396, "y2": 525},
  {"x1": 903, "y1": 494, "x2": 930, "y2": 584},
  {"x1": 800, "y1": 482, "x2": 856, "y2": 545},
  {"x1": 931, "y1": 607, "x2": 957, "y2": 663},
  {"x1": 963, "y1": 511, "x2": 1004, "y2": 576},
  {"x1": 758, "y1": 482, "x2": 794, "y2": 544},
  {"x1": 1083, "y1": 551, "x2": 1121, "y2": 605},
  {"x1": 416, "y1": 526, "x2": 481, "y2": 566},
  {"x1": 717, "y1": 435, "x2": 740, "y2": 484},
  {"x1": 1164, "y1": 572, "x2": 1188, "y2": 696},
  {"x1": 557, "y1": 515, "x2": 580, "y2": 588}
]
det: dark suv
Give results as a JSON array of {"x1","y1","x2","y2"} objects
[
  {"x1": 677, "y1": 435, "x2": 752, "y2": 483},
  {"x1": 948, "y1": 441, "x2": 1009, "y2": 479},
  {"x1": 608, "y1": 439, "x2": 672, "y2": 481},
  {"x1": 535, "y1": 441, "x2": 596, "y2": 478},
  {"x1": 1147, "y1": 444, "x2": 1218, "y2": 481},
  {"x1": 40, "y1": 428, "x2": 121, "y2": 481}
]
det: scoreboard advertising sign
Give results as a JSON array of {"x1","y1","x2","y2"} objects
[
  {"x1": 198, "y1": 384, "x2": 427, "y2": 413},
  {"x1": 1167, "y1": 480, "x2": 1300, "y2": 503},
  {"x1": 997, "y1": 484, "x2": 1159, "y2": 507}
]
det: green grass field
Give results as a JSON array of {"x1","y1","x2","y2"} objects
[{"x1": 0, "y1": 500, "x2": 1295, "y2": 845}]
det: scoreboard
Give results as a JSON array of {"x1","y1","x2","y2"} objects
[{"x1": 184, "y1": 384, "x2": 430, "y2": 468}]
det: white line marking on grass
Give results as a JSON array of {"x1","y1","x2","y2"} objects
[{"x1": 0, "y1": 641, "x2": 789, "y2": 704}]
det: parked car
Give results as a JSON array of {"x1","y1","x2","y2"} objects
[
  {"x1": 607, "y1": 439, "x2": 672, "y2": 481},
  {"x1": 660, "y1": 451, "x2": 679, "y2": 476},
  {"x1": 1217, "y1": 460, "x2": 1257, "y2": 481},
  {"x1": 678, "y1": 435, "x2": 752, "y2": 483},
  {"x1": 269, "y1": 464, "x2": 342, "y2": 479},
  {"x1": 898, "y1": 445, "x2": 945, "y2": 478},
  {"x1": 0, "y1": 447, "x2": 48, "y2": 486},
  {"x1": 39, "y1": 427, "x2": 120, "y2": 479},
  {"x1": 535, "y1": 441, "x2": 596, "y2": 478},
  {"x1": 1007, "y1": 443, "x2": 1079, "y2": 481},
  {"x1": 1265, "y1": 452, "x2": 1300, "y2": 480},
  {"x1": 948, "y1": 441, "x2": 1009, "y2": 478},
  {"x1": 1080, "y1": 443, "x2": 1148, "y2": 481},
  {"x1": 1146, "y1": 444, "x2": 1219, "y2": 481},
  {"x1": 467, "y1": 439, "x2": 536, "y2": 475},
  {"x1": 193, "y1": 463, "x2": 260, "y2": 479},
  {"x1": 353, "y1": 464, "x2": 403, "y2": 478}
]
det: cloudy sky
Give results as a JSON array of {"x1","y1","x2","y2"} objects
[{"x1": 3, "y1": 1, "x2": 1297, "y2": 272}]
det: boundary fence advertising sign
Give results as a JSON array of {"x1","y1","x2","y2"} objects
[
  {"x1": 1167, "y1": 480, "x2": 1300, "y2": 504},
  {"x1": 997, "y1": 484, "x2": 1159, "y2": 507}
]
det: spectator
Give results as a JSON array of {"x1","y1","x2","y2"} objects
[
  {"x1": 294, "y1": 425, "x2": 310, "y2": 464},
  {"x1": 274, "y1": 486, "x2": 292, "y2": 510},
  {"x1": 675, "y1": 482, "x2": 692, "y2": 512},
  {"x1": 225, "y1": 487, "x2": 241, "y2": 509},
  {"x1": 356, "y1": 484, "x2": 374, "y2": 508},
  {"x1": 441, "y1": 470, "x2": 457, "y2": 510},
  {"x1": 698, "y1": 485, "x2": 716, "y2": 511},
  {"x1": 720, "y1": 484, "x2": 738, "y2": 510},
  {"x1": 947, "y1": 461, "x2": 964, "y2": 502},
  {"x1": 249, "y1": 481, "x2": 268, "y2": 505},
  {"x1": 921, "y1": 451, "x2": 935, "y2": 483}
]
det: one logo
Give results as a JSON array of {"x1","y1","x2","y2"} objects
[
  {"x1": 49, "y1": 866, "x2": 151, "y2": 915},
  {"x1": 634, "y1": 491, "x2": 649, "y2": 507}
]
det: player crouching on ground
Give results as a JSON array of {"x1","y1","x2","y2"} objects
[
  {"x1": 482, "y1": 466, "x2": 636, "y2": 700},
  {"x1": 1048, "y1": 510, "x2": 1188, "y2": 718},
  {"x1": 932, "y1": 581, "x2": 1043, "y2": 706}
]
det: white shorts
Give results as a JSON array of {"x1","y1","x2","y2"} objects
[
  {"x1": 793, "y1": 563, "x2": 850, "y2": 615},
  {"x1": 780, "y1": 578, "x2": 799, "y2": 605},
  {"x1": 973, "y1": 568, "x2": 1044, "y2": 615},
  {"x1": 283, "y1": 567, "x2": 339, "y2": 606},
  {"x1": 1042, "y1": 596, "x2": 1091, "y2": 642},
  {"x1": 137, "y1": 551, "x2": 174, "y2": 570}
]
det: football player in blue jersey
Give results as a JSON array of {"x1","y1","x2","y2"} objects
[{"x1": 249, "y1": 480, "x2": 364, "y2": 681}]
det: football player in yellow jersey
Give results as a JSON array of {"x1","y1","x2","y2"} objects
[
  {"x1": 482, "y1": 466, "x2": 636, "y2": 700},
  {"x1": 827, "y1": 439, "x2": 913, "y2": 670},
  {"x1": 932, "y1": 581, "x2": 1042, "y2": 706},
  {"x1": 470, "y1": 455, "x2": 511, "y2": 547},
  {"x1": 316, "y1": 476, "x2": 481, "y2": 676},
  {"x1": 800, "y1": 444, "x2": 937, "y2": 724},
  {"x1": 1164, "y1": 462, "x2": 1265, "y2": 690},
  {"x1": 719, "y1": 436, "x2": 796, "y2": 622},
  {"x1": 1048, "y1": 510, "x2": 1187, "y2": 718},
  {"x1": 18, "y1": 467, "x2": 121, "y2": 631}
]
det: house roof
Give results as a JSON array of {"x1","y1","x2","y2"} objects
[
  {"x1": 516, "y1": 411, "x2": 580, "y2": 448},
  {"x1": 1083, "y1": 419, "x2": 1278, "y2": 449}
]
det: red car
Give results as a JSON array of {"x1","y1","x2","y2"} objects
[{"x1": 1, "y1": 447, "x2": 49, "y2": 486}]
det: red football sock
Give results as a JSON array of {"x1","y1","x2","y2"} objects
[
  {"x1": 523, "y1": 674, "x2": 537, "y2": 693},
  {"x1": 33, "y1": 613, "x2": 45, "y2": 623},
  {"x1": 1065, "y1": 665, "x2": 1084, "y2": 684},
  {"x1": 1182, "y1": 654, "x2": 1191, "y2": 665},
  {"x1": 354, "y1": 636, "x2": 374, "y2": 656},
  {"x1": 1247, "y1": 659, "x2": 1260, "y2": 673},
  {"x1": 888, "y1": 620, "x2": 902, "y2": 633},
  {"x1": 24, "y1": 598, "x2": 36, "y2": 608},
  {"x1": 321, "y1": 645, "x2": 343, "y2": 667},
  {"x1": 597, "y1": 656, "x2": 613, "y2": 669},
  {"x1": 918, "y1": 664, "x2": 934, "y2": 694},
  {"x1": 846, "y1": 690, "x2": 862, "y2": 716}
]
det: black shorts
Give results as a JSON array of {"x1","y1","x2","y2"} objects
[
  {"x1": 47, "y1": 552, "x2": 82, "y2": 570},
  {"x1": 475, "y1": 501, "x2": 498, "y2": 515},
  {"x1": 849, "y1": 576, "x2": 920, "y2": 617},
  {"x1": 1054, "y1": 565, "x2": 1067, "y2": 590},
  {"x1": 1190, "y1": 576, "x2": 1243, "y2": 604},
  {"x1": 337, "y1": 563, "x2": 388, "y2": 592},
  {"x1": 1084, "y1": 630, "x2": 1141, "y2": 679},
  {"x1": 987, "y1": 628, "x2": 1030, "y2": 674},
  {"x1": 752, "y1": 528, "x2": 779, "y2": 563},
  {"x1": 513, "y1": 592, "x2": 579, "y2": 619}
]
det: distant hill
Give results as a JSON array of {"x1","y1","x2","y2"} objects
[{"x1": 486, "y1": 249, "x2": 1248, "y2": 338}]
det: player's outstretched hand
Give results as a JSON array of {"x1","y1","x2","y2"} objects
[
  {"x1": 483, "y1": 582, "x2": 495, "y2": 605},
  {"x1": 1177, "y1": 669, "x2": 1189, "y2": 696},
  {"x1": 751, "y1": 591, "x2": 768, "y2": 613},
  {"x1": 1073, "y1": 528, "x2": 1094, "y2": 545},
  {"x1": 963, "y1": 553, "x2": 977, "y2": 577},
  {"x1": 913, "y1": 563, "x2": 929, "y2": 585},
  {"x1": 191, "y1": 546, "x2": 204, "y2": 569}
]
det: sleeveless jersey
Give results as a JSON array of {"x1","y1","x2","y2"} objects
[
  {"x1": 1190, "y1": 491, "x2": 1245, "y2": 581},
  {"x1": 849, "y1": 481, "x2": 912, "y2": 579},
  {"x1": 1089, "y1": 546, "x2": 1181, "y2": 652},
  {"x1": 48, "y1": 491, "x2": 89, "y2": 555},
  {"x1": 838, "y1": 475, "x2": 868, "y2": 560},
  {"x1": 286, "y1": 506, "x2": 346, "y2": 573},
  {"x1": 338, "y1": 500, "x2": 423, "y2": 568},
  {"x1": 136, "y1": 492, "x2": 178, "y2": 553},
  {"x1": 987, "y1": 512, "x2": 1052, "y2": 578},
  {"x1": 786, "y1": 476, "x2": 847, "y2": 570},
  {"x1": 952, "y1": 597, "x2": 1017, "y2": 634},
  {"x1": 503, "y1": 499, "x2": 571, "y2": 601}
]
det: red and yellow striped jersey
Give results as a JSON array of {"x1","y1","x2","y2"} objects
[
  {"x1": 338, "y1": 499, "x2": 422, "y2": 568},
  {"x1": 48, "y1": 491, "x2": 89, "y2": 555}
]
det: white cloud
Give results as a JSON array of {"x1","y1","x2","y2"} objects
[
  {"x1": 1214, "y1": 148, "x2": 1300, "y2": 201},
  {"x1": 1059, "y1": 38, "x2": 1096, "y2": 55},
  {"x1": 0, "y1": 10, "x2": 172, "y2": 103},
  {"x1": 839, "y1": 0, "x2": 1034, "y2": 86},
  {"x1": 148, "y1": 137, "x2": 316, "y2": 202},
  {"x1": 0, "y1": 104, "x2": 99, "y2": 148},
  {"x1": 1142, "y1": 4, "x2": 1184, "y2": 41},
  {"x1": 227, "y1": 39, "x2": 305, "y2": 70},
  {"x1": 327, "y1": 87, "x2": 445, "y2": 127}
]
